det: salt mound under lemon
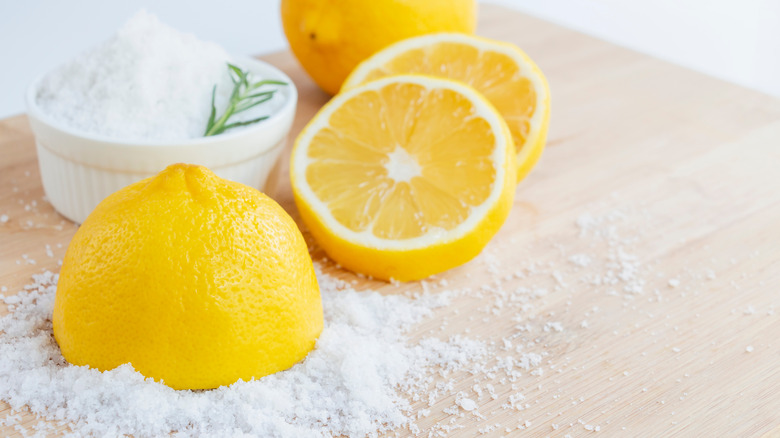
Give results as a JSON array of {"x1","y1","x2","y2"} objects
[{"x1": 53, "y1": 163, "x2": 323, "y2": 390}]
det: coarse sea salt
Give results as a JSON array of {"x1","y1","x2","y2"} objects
[
  {"x1": 35, "y1": 11, "x2": 284, "y2": 141},
  {"x1": 3, "y1": 203, "x2": 743, "y2": 436},
  {"x1": 0, "y1": 266, "x2": 485, "y2": 438}
]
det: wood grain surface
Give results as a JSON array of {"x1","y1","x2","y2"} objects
[{"x1": 2, "y1": 4, "x2": 780, "y2": 437}]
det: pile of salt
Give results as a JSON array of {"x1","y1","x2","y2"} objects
[{"x1": 35, "y1": 11, "x2": 283, "y2": 141}]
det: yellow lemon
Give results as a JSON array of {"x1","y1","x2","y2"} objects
[
  {"x1": 343, "y1": 33, "x2": 551, "y2": 183},
  {"x1": 53, "y1": 164, "x2": 323, "y2": 390},
  {"x1": 290, "y1": 75, "x2": 517, "y2": 281},
  {"x1": 280, "y1": 0, "x2": 477, "y2": 95}
]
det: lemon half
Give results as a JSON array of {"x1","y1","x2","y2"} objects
[
  {"x1": 54, "y1": 164, "x2": 323, "y2": 390},
  {"x1": 291, "y1": 75, "x2": 517, "y2": 281}
]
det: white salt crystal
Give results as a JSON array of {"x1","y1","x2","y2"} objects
[
  {"x1": 0, "y1": 214, "x2": 8, "y2": 223},
  {"x1": 544, "y1": 322, "x2": 564, "y2": 333},
  {"x1": 36, "y1": 10, "x2": 284, "y2": 141},
  {"x1": 552, "y1": 271, "x2": 568, "y2": 287},
  {"x1": 568, "y1": 253, "x2": 592, "y2": 267},
  {"x1": 746, "y1": 346, "x2": 754, "y2": 353},
  {"x1": 458, "y1": 397, "x2": 478, "y2": 412}
]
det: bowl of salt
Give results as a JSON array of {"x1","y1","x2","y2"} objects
[{"x1": 26, "y1": 11, "x2": 297, "y2": 224}]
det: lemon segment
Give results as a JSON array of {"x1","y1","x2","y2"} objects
[
  {"x1": 291, "y1": 75, "x2": 517, "y2": 281},
  {"x1": 342, "y1": 33, "x2": 550, "y2": 183}
]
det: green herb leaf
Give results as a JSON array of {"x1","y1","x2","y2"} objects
[
  {"x1": 204, "y1": 63, "x2": 287, "y2": 137},
  {"x1": 249, "y1": 79, "x2": 287, "y2": 90},
  {"x1": 235, "y1": 94, "x2": 275, "y2": 114},
  {"x1": 222, "y1": 116, "x2": 270, "y2": 131},
  {"x1": 246, "y1": 90, "x2": 276, "y2": 100}
]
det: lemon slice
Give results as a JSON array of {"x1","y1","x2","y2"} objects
[
  {"x1": 291, "y1": 75, "x2": 516, "y2": 281},
  {"x1": 342, "y1": 33, "x2": 550, "y2": 183}
]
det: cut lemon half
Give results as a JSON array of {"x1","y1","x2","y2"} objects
[
  {"x1": 342, "y1": 33, "x2": 550, "y2": 183},
  {"x1": 291, "y1": 75, "x2": 517, "y2": 281}
]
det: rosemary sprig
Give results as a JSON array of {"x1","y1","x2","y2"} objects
[{"x1": 204, "y1": 63, "x2": 287, "y2": 136}]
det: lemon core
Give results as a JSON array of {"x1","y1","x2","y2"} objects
[{"x1": 385, "y1": 147, "x2": 422, "y2": 183}]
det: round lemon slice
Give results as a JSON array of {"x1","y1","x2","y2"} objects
[
  {"x1": 342, "y1": 33, "x2": 550, "y2": 183},
  {"x1": 291, "y1": 75, "x2": 517, "y2": 281}
]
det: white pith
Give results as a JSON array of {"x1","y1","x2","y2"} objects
[
  {"x1": 344, "y1": 32, "x2": 548, "y2": 165},
  {"x1": 385, "y1": 146, "x2": 422, "y2": 183},
  {"x1": 293, "y1": 75, "x2": 508, "y2": 251}
]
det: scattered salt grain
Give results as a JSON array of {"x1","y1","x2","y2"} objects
[
  {"x1": 568, "y1": 253, "x2": 592, "y2": 267},
  {"x1": 745, "y1": 346, "x2": 754, "y2": 353},
  {"x1": 0, "y1": 267, "x2": 485, "y2": 437},
  {"x1": 1, "y1": 204, "x2": 747, "y2": 435},
  {"x1": 552, "y1": 270, "x2": 568, "y2": 287},
  {"x1": 544, "y1": 322, "x2": 564, "y2": 333},
  {"x1": 0, "y1": 214, "x2": 8, "y2": 223},
  {"x1": 35, "y1": 11, "x2": 284, "y2": 141},
  {"x1": 457, "y1": 396, "x2": 478, "y2": 412},
  {"x1": 668, "y1": 278, "x2": 680, "y2": 288}
]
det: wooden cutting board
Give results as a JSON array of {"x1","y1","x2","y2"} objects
[{"x1": 2, "y1": 4, "x2": 779, "y2": 437}]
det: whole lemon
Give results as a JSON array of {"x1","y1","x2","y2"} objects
[
  {"x1": 52, "y1": 164, "x2": 323, "y2": 390},
  {"x1": 281, "y1": 0, "x2": 477, "y2": 95}
]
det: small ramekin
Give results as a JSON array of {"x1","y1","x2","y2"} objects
[{"x1": 26, "y1": 57, "x2": 297, "y2": 224}]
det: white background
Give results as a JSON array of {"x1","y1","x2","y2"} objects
[{"x1": 1, "y1": 0, "x2": 779, "y2": 118}]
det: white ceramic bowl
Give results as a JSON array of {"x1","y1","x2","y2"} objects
[{"x1": 26, "y1": 57, "x2": 297, "y2": 224}]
